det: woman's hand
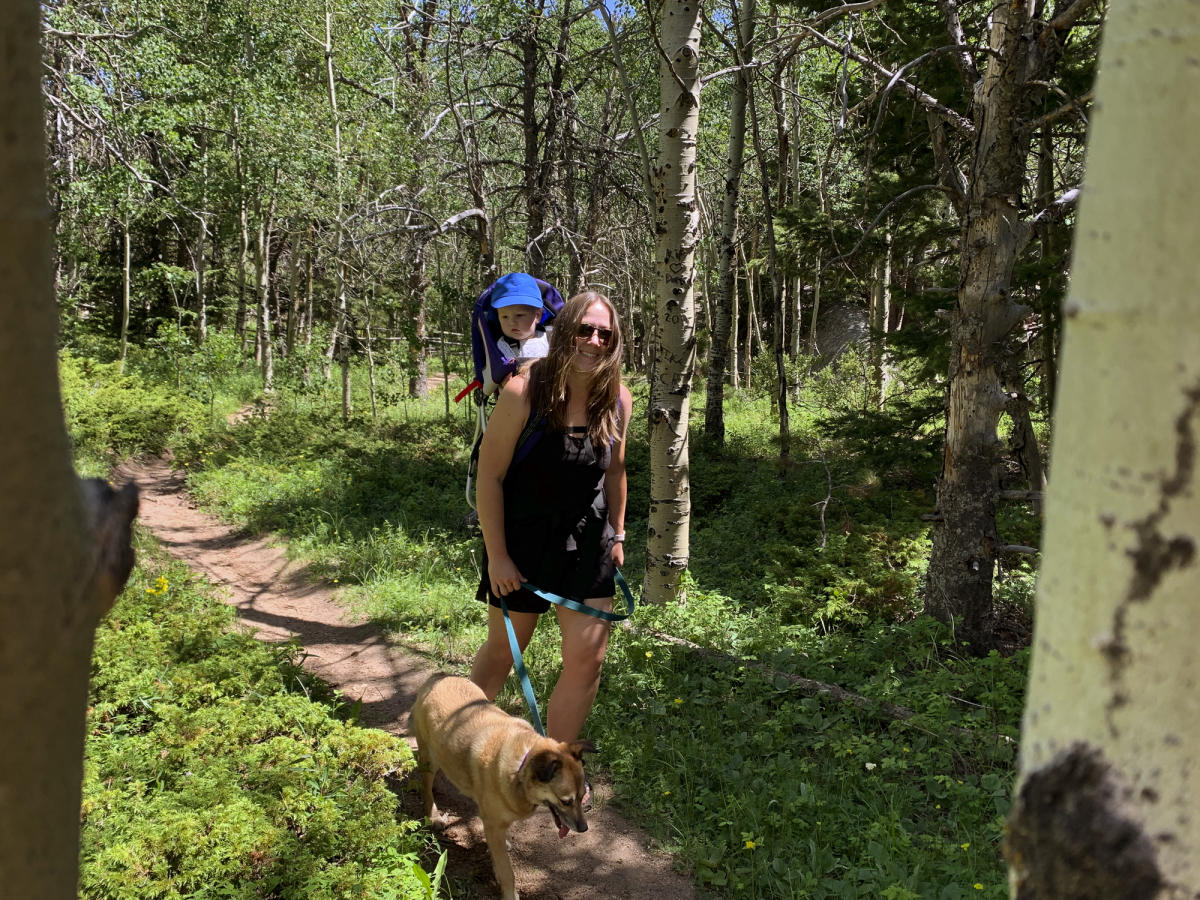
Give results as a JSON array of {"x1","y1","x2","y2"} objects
[
  {"x1": 610, "y1": 540, "x2": 624, "y2": 568},
  {"x1": 489, "y1": 553, "x2": 526, "y2": 597}
]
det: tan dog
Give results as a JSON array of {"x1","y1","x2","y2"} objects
[{"x1": 410, "y1": 674, "x2": 592, "y2": 900}]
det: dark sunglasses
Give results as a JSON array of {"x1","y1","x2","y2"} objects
[{"x1": 575, "y1": 323, "x2": 613, "y2": 345}]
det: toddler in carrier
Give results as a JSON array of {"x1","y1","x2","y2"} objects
[
  {"x1": 454, "y1": 272, "x2": 564, "y2": 510},
  {"x1": 491, "y1": 272, "x2": 552, "y2": 367}
]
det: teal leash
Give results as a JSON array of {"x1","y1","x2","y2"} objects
[{"x1": 500, "y1": 569, "x2": 636, "y2": 737}]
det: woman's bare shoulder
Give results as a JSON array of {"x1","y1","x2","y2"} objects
[
  {"x1": 618, "y1": 383, "x2": 633, "y2": 414},
  {"x1": 503, "y1": 370, "x2": 530, "y2": 394},
  {"x1": 614, "y1": 383, "x2": 633, "y2": 435},
  {"x1": 492, "y1": 371, "x2": 532, "y2": 420}
]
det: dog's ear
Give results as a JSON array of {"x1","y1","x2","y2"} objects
[
  {"x1": 566, "y1": 739, "x2": 597, "y2": 760},
  {"x1": 530, "y1": 749, "x2": 563, "y2": 783}
]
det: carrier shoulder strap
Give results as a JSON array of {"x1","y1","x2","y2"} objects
[{"x1": 512, "y1": 408, "x2": 548, "y2": 466}]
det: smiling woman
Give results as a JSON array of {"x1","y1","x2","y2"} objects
[{"x1": 468, "y1": 291, "x2": 634, "y2": 749}]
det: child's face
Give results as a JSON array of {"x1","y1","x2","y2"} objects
[{"x1": 497, "y1": 304, "x2": 540, "y2": 341}]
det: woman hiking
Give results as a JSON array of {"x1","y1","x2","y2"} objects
[{"x1": 469, "y1": 290, "x2": 633, "y2": 776}]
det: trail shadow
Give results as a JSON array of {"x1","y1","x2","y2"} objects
[
  {"x1": 230, "y1": 599, "x2": 434, "y2": 733},
  {"x1": 392, "y1": 766, "x2": 670, "y2": 900}
]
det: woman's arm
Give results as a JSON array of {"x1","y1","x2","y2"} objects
[
  {"x1": 477, "y1": 373, "x2": 532, "y2": 596},
  {"x1": 604, "y1": 384, "x2": 634, "y2": 568}
]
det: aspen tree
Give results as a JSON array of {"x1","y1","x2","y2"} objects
[
  {"x1": 646, "y1": 0, "x2": 702, "y2": 604},
  {"x1": 1008, "y1": 2, "x2": 1200, "y2": 895},
  {"x1": 705, "y1": 0, "x2": 755, "y2": 445}
]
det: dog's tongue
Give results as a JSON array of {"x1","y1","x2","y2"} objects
[{"x1": 558, "y1": 823, "x2": 569, "y2": 839}]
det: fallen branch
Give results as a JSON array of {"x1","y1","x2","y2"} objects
[
  {"x1": 999, "y1": 543, "x2": 1040, "y2": 555},
  {"x1": 623, "y1": 621, "x2": 1013, "y2": 744},
  {"x1": 998, "y1": 490, "x2": 1044, "y2": 501}
]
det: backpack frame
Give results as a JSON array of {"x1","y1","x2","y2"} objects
[{"x1": 455, "y1": 276, "x2": 565, "y2": 509}]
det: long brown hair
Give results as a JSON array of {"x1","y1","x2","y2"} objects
[{"x1": 525, "y1": 291, "x2": 623, "y2": 445}]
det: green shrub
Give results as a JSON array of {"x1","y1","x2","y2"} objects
[
  {"x1": 60, "y1": 354, "x2": 209, "y2": 470},
  {"x1": 592, "y1": 602, "x2": 1020, "y2": 899},
  {"x1": 81, "y1": 548, "x2": 435, "y2": 900},
  {"x1": 130, "y1": 326, "x2": 261, "y2": 412}
]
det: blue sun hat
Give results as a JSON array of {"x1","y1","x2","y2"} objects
[{"x1": 490, "y1": 272, "x2": 544, "y2": 310}]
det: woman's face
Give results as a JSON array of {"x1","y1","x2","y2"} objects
[{"x1": 571, "y1": 300, "x2": 614, "y2": 374}]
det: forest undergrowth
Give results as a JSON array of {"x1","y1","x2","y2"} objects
[
  {"x1": 65, "y1": 341, "x2": 1042, "y2": 899},
  {"x1": 81, "y1": 534, "x2": 442, "y2": 900}
]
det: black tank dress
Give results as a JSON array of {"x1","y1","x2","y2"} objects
[{"x1": 476, "y1": 421, "x2": 616, "y2": 614}]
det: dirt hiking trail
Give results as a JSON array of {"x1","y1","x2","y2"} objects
[{"x1": 114, "y1": 458, "x2": 695, "y2": 900}]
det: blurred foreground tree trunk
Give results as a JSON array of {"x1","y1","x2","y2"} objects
[
  {"x1": 645, "y1": 0, "x2": 702, "y2": 604},
  {"x1": 0, "y1": 3, "x2": 138, "y2": 897},
  {"x1": 1007, "y1": 3, "x2": 1200, "y2": 895}
]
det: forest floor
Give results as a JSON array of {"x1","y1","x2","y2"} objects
[{"x1": 114, "y1": 456, "x2": 696, "y2": 900}]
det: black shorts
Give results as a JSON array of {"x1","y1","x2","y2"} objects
[
  {"x1": 476, "y1": 549, "x2": 616, "y2": 615},
  {"x1": 476, "y1": 580, "x2": 553, "y2": 615}
]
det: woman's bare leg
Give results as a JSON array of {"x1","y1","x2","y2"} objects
[
  {"x1": 470, "y1": 603, "x2": 539, "y2": 701},
  {"x1": 545, "y1": 597, "x2": 613, "y2": 743}
]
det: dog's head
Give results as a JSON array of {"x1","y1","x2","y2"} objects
[{"x1": 522, "y1": 739, "x2": 595, "y2": 837}]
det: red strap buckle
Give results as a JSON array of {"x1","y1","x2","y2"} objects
[{"x1": 453, "y1": 379, "x2": 482, "y2": 404}]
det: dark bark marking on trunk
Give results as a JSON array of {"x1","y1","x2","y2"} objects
[
  {"x1": 81, "y1": 478, "x2": 139, "y2": 619},
  {"x1": 1102, "y1": 379, "x2": 1200, "y2": 729},
  {"x1": 1127, "y1": 532, "x2": 1195, "y2": 604},
  {"x1": 1006, "y1": 743, "x2": 1164, "y2": 899}
]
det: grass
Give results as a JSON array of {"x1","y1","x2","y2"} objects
[
  {"x1": 69, "y1": 346, "x2": 1037, "y2": 899},
  {"x1": 81, "y1": 533, "x2": 440, "y2": 900}
]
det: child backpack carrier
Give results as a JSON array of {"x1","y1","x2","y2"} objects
[{"x1": 454, "y1": 274, "x2": 565, "y2": 510}]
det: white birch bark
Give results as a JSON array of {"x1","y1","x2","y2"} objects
[
  {"x1": 233, "y1": 107, "x2": 250, "y2": 354},
  {"x1": 809, "y1": 249, "x2": 820, "y2": 354},
  {"x1": 285, "y1": 229, "x2": 301, "y2": 355},
  {"x1": 1008, "y1": 3, "x2": 1200, "y2": 895},
  {"x1": 740, "y1": 242, "x2": 755, "y2": 385},
  {"x1": 119, "y1": 213, "x2": 131, "y2": 372},
  {"x1": 195, "y1": 126, "x2": 209, "y2": 343},
  {"x1": 869, "y1": 225, "x2": 891, "y2": 409},
  {"x1": 322, "y1": 4, "x2": 350, "y2": 399},
  {"x1": 645, "y1": 0, "x2": 702, "y2": 604},
  {"x1": 255, "y1": 215, "x2": 273, "y2": 391}
]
